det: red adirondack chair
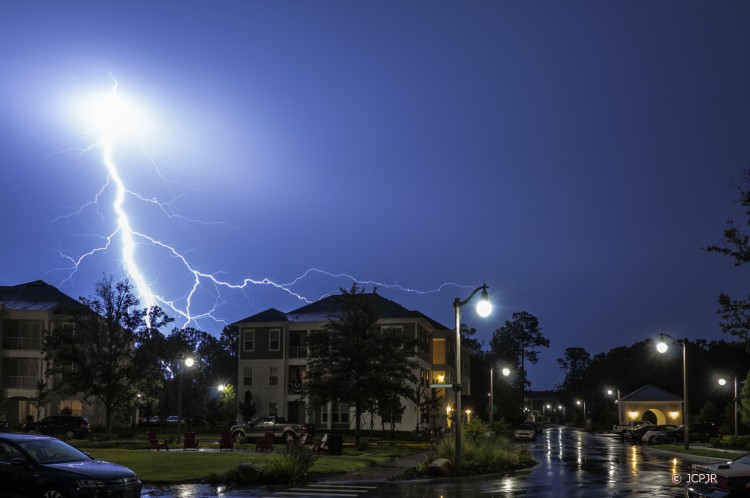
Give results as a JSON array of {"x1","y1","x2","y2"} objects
[
  {"x1": 183, "y1": 432, "x2": 199, "y2": 451},
  {"x1": 147, "y1": 432, "x2": 169, "y2": 451},
  {"x1": 219, "y1": 432, "x2": 233, "y2": 451},
  {"x1": 255, "y1": 431, "x2": 274, "y2": 451}
]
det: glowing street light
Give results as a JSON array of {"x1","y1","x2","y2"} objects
[
  {"x1": 177, "y1": 355, "x2": 195, "y2": 440},
  {"x1": 489, "y1": 364, "x2": 511, "y2": 426},
  {"x1": 718, "y1": 376, "x2": 738, "y2": 438},
  {"x1": 655, "y1": 333, "x2": 689, "y2": 449},
  {"x1": 453, "y1": 284, "x2": 492, "y2": 466}
]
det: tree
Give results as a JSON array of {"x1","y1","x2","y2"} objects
[
  {"x1": 305, "y1": 284, "x2": 417, "y2": 445},
  {"x1": 29, "y1": 380, "x2": 49, "y2": 431},
  {"x1": 238, "y1": 390, "x2": 258, "y2": 421},
  {"x1": 557, "y1": 347, "x2": 592, "y2": 394},
  {"x1": 489, "y1": 311, "x2": 549, "y2": 405},
  {"x1": 705, "y1": 168, "x2": 750, "y2": 345},
  {"x1": 44, "y1": 275, "x2": 172, "y2": 439},
  {"x1": 740, "y1": 369, "x2": 750, "y2": 427}
]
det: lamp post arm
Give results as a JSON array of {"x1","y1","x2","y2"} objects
[{"x1": 455, "y1": 284, "x2": 489, "y2": 309}]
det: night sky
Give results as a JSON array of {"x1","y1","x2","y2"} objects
[{"x1": 2, "y1": 2, "x2": 750, "y2": 390}]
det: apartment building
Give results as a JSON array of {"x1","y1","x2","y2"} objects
[
  {"x1": 0, "y1": 280, "x2": 102, "y2": 426},
  {"x1": 233, "y1": 292, "x2": 470, "y2": 431}
]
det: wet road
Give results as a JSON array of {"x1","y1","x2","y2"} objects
[{"x1": 143, "y1": 426, "x2": 696, "y2": 497}]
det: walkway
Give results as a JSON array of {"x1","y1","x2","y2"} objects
[{"x1": 319, "y1": 452, "x2": 429, "y2": 482}]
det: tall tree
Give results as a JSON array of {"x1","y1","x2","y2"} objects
[
  {"x1": 489, "y1": 311, "x2": 549, "y2": 406},
  {"x1": 705, "y1": 167, "x2": 750, "y2": 345},
  {"x1": 305, "y1": 284, "x2": 417, "y2": 445},
  {"x1": 44, "y1": 276, "x2": 172, "y2": 439},
  {"x1": 557, "y1": 347, "x2": 592, "y2": 394}
]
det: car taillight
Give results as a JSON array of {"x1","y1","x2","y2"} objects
[{"x1": 713, "y1": 475, "x2": 730, "y2": 491}]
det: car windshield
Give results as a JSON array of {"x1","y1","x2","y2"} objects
[
  {"x1": 19, "y1": 439, "x2": 91, "y2": 464},
  {"x1": 734, "y1": 453, "x2": 750, "y2": 466}
]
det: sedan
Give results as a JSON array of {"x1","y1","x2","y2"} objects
[
  {"x1": 513, "y1": 423, "x2": 537, "y2": 441},
  {"x1": 686, "y1": 452, "x2": 750, "y2": 497},
  {"x1": 641, "y1": 424, "x2": 677, "y2": 445},
  {"x1": 0, "y1": 433, "x2": 142, "y2": 497}
]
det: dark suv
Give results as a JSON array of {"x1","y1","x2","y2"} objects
[
  {"x1": 23, "y1": 415, "x2": 91, "y2": 439},
  {"x1": 658, "y1": 422, "x2": 721, "y2": 444}
]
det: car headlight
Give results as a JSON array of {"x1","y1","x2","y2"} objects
[{"x1": 77, "y1": 479, "x2": 106, "y2": 488}]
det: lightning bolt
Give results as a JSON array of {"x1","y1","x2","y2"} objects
[{"x1": 50, "y1": 74, "x2": 475, "y2": 330}]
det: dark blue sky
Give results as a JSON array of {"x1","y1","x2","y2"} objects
[{"x1": 2, "y1": 2, "x2": 749, "y2": 389}]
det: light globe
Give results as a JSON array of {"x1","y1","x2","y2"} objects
[
  {"x1": 184, "y1": 357, "x2": 195, "y2": 368},
  {"x1": 656, "y1": 341, "x2": 668, "y2": 354},
  {"x1": 501, "y1": 367, "x2": 510, "y2": 377}
]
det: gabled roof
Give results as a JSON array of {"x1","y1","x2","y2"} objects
[
  {"x1": 0, "y1": 280, "x2": 83, "y2": 312},
  {"x1": 234, "y1": 292, "x2": 450, "y2": 330},
  {"x1": 620, "y1": 384, "x2": 682, "y2": 402}
]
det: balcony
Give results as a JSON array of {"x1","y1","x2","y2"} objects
[
  {"x1": 2, "y1": 376, "x2": 41, "y2": 390},
  {"x1": 2, "y1": 337, "x2": 43, "y2": 350},
  {"x1": 288, "y1": 346, "x2": 307, "y2": 359}
]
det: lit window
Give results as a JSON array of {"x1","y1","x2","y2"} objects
[{"x1": 269, "y1": 366, "x2": 279, "y2": 386}]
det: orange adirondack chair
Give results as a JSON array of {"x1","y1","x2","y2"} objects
[
  {"x1": 255, "y1": 431, "x2": 274, "y2": 451},
  {"x1": 219, "y1": 432, "x2": 233, "y2": 451},
  {"x1": 183, "y1": 432, "x2": 199, "y2": 451},
  {"x1": 147, "y1": 432, "x2": 169, "y2": 451}
]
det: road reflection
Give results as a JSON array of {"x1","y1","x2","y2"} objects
[{"x1": 143, "y1": 426, "x2": 697, "y2": 497}]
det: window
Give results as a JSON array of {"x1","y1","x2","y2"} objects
[
  {"x1": 269, "y1": 402, "x2": 278, "y2": 417},
  {"x1": 269, "y1": 329, "x2": 280, "y2": 351},
  {"x1": 288, "y1": 366, "x2": 306, "y2": 394},
  {"x1": 381, "y1": 326, "x2": 403, "y2": 349},
  {"x1": 2, "y1": 319, "x2": 43, "y2": 350},
  {"x1": 269, "y1": 366, "x2": 279, "y2": 386},
  {"x1": 243, "y1": 329, "x2": 255, "y2": 351},
  {"x1": 432, "y1": 338, "x2": 446, "y2": 364},
  {"x1": 320, "y1": 403, "x2": 350, "y2": 424},
  {"x1": 243, "y1": 367, "x2": 253, "y2": 386}
]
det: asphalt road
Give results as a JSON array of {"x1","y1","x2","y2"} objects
[{"x1": 143, "y1": 426, "x2": 702, "y2": 497}]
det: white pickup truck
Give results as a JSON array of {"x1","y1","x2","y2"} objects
[{"x1": 230, "y1": 416, "x2": 314, "y2": 443}]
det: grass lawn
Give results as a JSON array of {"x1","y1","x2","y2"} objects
[
  {"x1": 653, "y1": 444, "x2": 742, "y2": 460},
  {"x1": 87, "y1": 448, "x2": 391, "y2": 484}
]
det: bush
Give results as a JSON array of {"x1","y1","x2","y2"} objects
[
  {"x1": 428, "y1": 432, "x2": 536, "y2": 475},
  {"x1": 261, "y1": 444, "x2": 319, "y2": 484},
  {"x1": 714, "y1": 435, "x2": 750, "y2": 451}
]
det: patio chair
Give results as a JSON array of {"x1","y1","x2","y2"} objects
[
  {"x1": 296, "y1": 431, "x2": 309, "y2": 446},
  {"x1": 218, "y1": 432, "x2": 233, "y2": 451},
  {"x1": 147, "y1": 432, "x2": 169, "y2": 451},
  {"x1": 255, "y1": 431, "x2": 274, "y2": 451},
  {"x1": 183, "y1": 432, "x2": 199, "y2": 451}
]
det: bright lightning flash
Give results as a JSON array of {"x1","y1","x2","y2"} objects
[{"x1": 55, "y1": 76, "x2": 473, "y2": 330}]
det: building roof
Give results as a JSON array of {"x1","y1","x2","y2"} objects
[
  {"x1": 0, "y1": 280, "x2": 84, "y2": 312},
  {"x1": 620, "y1": 384, "x2": 682, "y2": 402},
  {"x1": 234, "y1": 292, "x2": 450, "y2": 330}
]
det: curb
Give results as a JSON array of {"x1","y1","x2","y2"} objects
[{"x1": 641, "y1": 445, "x2": 743, "y2": 463}]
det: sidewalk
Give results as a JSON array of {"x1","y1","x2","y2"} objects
[{"x1": 319, "y1": 452, "x2": 430, "y2": 483}]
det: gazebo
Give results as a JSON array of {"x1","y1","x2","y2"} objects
[{"x1": 618, "y1": 384, "x2": 684, "y2": 426}]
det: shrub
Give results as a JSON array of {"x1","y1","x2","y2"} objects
[
  {"x1": 263, "y1": 444, "x2": 319, "y2": 484},
  {"x1": 427, "y1": 432, "x2": 536, "y2": 475}
]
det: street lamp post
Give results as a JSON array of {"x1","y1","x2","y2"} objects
[
  {"x1": 576, "y1": 399, "x2": 586, "y2": 429},
  {"x1": 718, "y1": 376, "x2": 738, "y2": 438},
  {"x1": 454, "y1": 284, "x2": 492, "y2": 467},
  {"x1": 489, "y1": 365, "x2": 510, "y2": 426},
  {"x1": 607, "y1": 388, "x2": 622, "y2": 426},
  {"x1": 177, "y1": 355, "x2": 195, "y2": 441},
  {"x1": 656, "y1": 334, "x2": 689, "y2": 449}
]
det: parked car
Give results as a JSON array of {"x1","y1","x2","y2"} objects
[
  {"x1": 685, "y1": 452, "x2": 750, "y2": 497},
  {"x1": 656, "y1": 422, "x2": 722, "y2": 444},
  {"x1": 230, "y1": 416, "x2": 313, "y2": 443},
  {"x1": 166, "y1": 415, "x2": 184, "y2": 424},
  {"x1": 623, "y1": 423, "x2": 662, "y2": 444},
  {"x1": 640, "y1": 424, "x2": 677, "y2": 444},
  {"x1": 614, "y1": 420, "x2": 654, "y2": 437},
  {"x1": 0, "y1": 420, "x2": 9, "y2": 432},
  {"x1": 513, "y1": 423, "x2": 537, "y2": 441},
  {"x1": 0, "y1": 432, "x2": 142, "y2": 497},
  {"x1": 22, "y1": 415, "x2": 91, "y2": 439}
]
